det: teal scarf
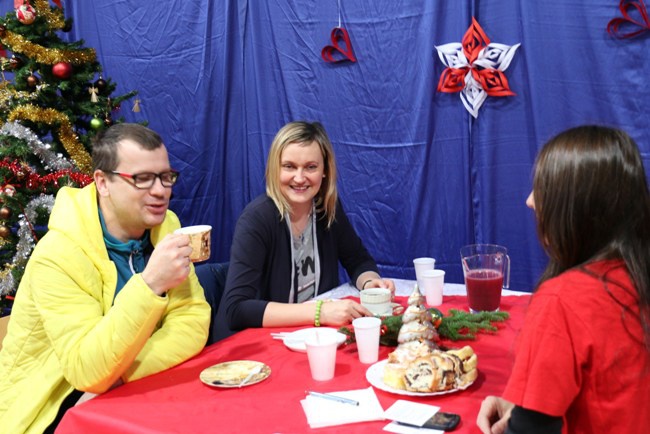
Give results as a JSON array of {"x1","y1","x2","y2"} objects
[{"x1": 99, "y1": 210, "x2": 150, "y2": 298}]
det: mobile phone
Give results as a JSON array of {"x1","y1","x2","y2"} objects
[{"x1": 422, "y1": 412, "x2": 461, "y2": 431}]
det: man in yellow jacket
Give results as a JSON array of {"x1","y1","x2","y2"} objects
[{"x1": 0, "y1": 123, "x2": 211, "y2": 433}]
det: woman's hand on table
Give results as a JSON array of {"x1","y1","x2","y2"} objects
[
  {"x1": 320, "y1": 300, "x2": 372, "y2": 326},
  {"x1": 476, "y1": 396, "x2": 514, "y2": 434}
]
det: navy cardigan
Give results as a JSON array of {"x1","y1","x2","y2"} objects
[{"x1": 214, "y1": 195, "x2": 378, "y2": 341}]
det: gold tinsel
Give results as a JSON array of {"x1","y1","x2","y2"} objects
[
  {"x1": 34, "y1": 0, "x2": 65, "y2": 30},
  {"x1": 8, "y1": 105, "x2": 92, "y2": 174},
  {"x1": 0, "y1": 32, "x2": 95, "y2": 65},
  {"x1": 0, "y1": 82, "x2": 45, "y2": 112}
]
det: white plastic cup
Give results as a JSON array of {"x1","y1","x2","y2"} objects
[
  {"x1": 305, "y1": 331, "x2": 338, "y2": 381},
  {"x1": 420, "y1": 269, "x2": 445, "y2": 306},
  {"x1": 360, "y1": 287, "x2": 392, "y2": 316},
  {"x1": 174, "y1": 225, "x2": 212, "y2": 262},
  {"x1": 352, "y1": 317, "x2": 381, "y2": 364},
  {"x1": 413, "y1": 257, "x2": 435, "y2": 291}
]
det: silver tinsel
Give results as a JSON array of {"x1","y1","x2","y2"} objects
[
  {"x1": 0, "y1": 194, "x2": 55, "y2": 296},
  {"x1": 0, "y1": 121, "x2": 74, "y2": 171}
]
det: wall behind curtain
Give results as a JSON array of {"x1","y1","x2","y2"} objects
[{"x1": 66, "y1": 0, "x2": 650, "y2": 291}]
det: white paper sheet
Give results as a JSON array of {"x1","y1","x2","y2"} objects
[{"x1": 300, "y1": 387, "x2": 385, "y2": 428}]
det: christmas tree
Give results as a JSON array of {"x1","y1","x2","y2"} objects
[{"x1": 0, "y1": 0, "x2": 139, "y2": 315}]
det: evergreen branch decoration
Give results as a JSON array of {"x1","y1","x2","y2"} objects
[
  {"x1": 437, "y1": 309, "x2": 509, "y2": 341},
  {"x1": 339, "y1": 308, "x2": 510, "y2": 346}
]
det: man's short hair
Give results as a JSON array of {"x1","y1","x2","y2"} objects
[{"x1": 92, "y1": 123, "x2": 164, "y2": 172}]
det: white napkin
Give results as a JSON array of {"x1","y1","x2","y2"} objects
[{"x1": 301, "y1": 387, "x2": 385, "y2": 428}]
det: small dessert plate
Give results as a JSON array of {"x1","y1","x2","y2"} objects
[
  {"x1": 281, "y1": 327, "x2": 347, "y2": 353},
  {"x1": 200, "y1": 360, "x2": 271, "y2": 388}
]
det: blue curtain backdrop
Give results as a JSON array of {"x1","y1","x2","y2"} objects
[{"x1": 62, "y1": 0, "x2": 650, "y2": 291}]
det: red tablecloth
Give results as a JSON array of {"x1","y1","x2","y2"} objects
[{"x1": 57, "y1": 295, "x2": 530, "y2": 434}]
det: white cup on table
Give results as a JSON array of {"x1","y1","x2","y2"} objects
[
  {"x1": 352, "y1": 316, "x2": 381, "y2": 364},
  {"x1": 420, "y1": 269, "x2": 445, "y2": 306},
  {"x1": 305, "y1": 330, "x2": 338, "y2": 381},
  {"x1": 360, "y1": 287, "x2": 392, "y2": 316},
  {"x1": 413, "y1": 257, "x2": 435, "y2": 291}
]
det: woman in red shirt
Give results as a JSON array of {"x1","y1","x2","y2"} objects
[{"x1": 477, "y1": 125, "x2": 650, "y2": 434}]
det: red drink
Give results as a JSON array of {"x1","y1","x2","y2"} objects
[{"x1": 465, "y1": 269, "x2": 503, "y2": 312}]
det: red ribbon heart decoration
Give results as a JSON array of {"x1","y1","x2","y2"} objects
[
  {"x1": 321, "y1": 27, "x2": 357, "y2": 63},
  {"x1": 607, "y1": 0, "x2": 650, "y2": 39}
]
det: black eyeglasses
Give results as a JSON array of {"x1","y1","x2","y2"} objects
[{"x1": 107, "y1": 170, "x2": 180, "y2": 189}]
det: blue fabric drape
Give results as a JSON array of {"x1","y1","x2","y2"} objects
[{"x1": 66, "y1": 0, "x2": 650, "y2": 291}]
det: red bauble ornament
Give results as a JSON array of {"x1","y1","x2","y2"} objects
[
  {"x1": 52, "y1": 62, "x2": 73, "y2": 79},
  {"x1": 9, "y1": 56, "x2": 23, "y2": 70},
  {"x1": 16, "y1": 1, "x2": 36, "y2": 25}
]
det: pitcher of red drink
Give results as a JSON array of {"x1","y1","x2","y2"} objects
[{"x1": 460, "y1": 244, "x2": 510, "y2": 313}]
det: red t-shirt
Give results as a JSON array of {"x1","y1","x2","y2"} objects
[{"x1": 503, "y1": 260, "x2": 650, "y2": 434}]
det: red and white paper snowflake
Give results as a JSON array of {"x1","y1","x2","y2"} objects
[{"x1": 435, "y1": 18, "x2": 520, "y2": 118}]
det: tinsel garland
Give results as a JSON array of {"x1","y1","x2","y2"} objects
[
  {"x1": 0, "y1": 82, "x2": 47, "y2": 112},
  {"x1": 8, "y1": 105, "x2": 92, "y2": 174},
  {"x1": 0, "y1": 31, "x2": 96, "y2": 65},
  {"x1": 33, "y1": 0, "x2": 66, "y2": 30},
  {"x1": 0, "y1": 194, "x2": 54, "y2": 296},
  {"x1": 1, "y1": 121, "x2": 73, "y2": 171},
  {"x1": 0, "y1": 159, "x2": 92, "y2": 190}
]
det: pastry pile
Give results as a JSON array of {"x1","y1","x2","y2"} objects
[{"x1": 382, "y1": 286, "x2": 478, "y2": 392}]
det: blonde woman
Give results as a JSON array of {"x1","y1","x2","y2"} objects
[{"x1": 215, "y1": 121, "x2": 394, "y2": 340}]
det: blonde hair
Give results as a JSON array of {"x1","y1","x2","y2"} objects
[{"x1": 265, "y1": 121, "x2": 338, "y2": 227}]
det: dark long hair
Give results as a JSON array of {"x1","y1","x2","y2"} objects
[{"x1": 533, "y1": 125, "x2": 650, "y2": 346}]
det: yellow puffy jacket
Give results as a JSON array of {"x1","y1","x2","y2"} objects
[{"x1": 0, "y1": 184, "x2": 210, "y2": 433}]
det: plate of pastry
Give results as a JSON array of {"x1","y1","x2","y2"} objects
[
  {"x1": 200, "y1": 360, "x2": 271, "y2": 388},
  {"x1": 365, "y1": 348, "x2": 477, "y2": 397}
]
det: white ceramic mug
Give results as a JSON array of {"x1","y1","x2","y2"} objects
[{"x1": 360, "y1": 288, "x2": 392, "y2": 316}]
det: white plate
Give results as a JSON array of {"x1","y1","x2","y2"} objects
[
  {"x1": 366, "y1": 359, "x2": 475, "y2": 396},
  {"x1": 282, "y1": 327, "x2": 347, "y2": 353},
  {"x1": 200, "y1": 360, "x2": 271, "y2": 388}
]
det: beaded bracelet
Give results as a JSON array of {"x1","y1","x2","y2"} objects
[{"x1": 314, "y1": 299, "x2": 323, "y2": 327}]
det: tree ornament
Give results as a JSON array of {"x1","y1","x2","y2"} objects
[
  {"x1": 0, "y1": 207, "x2": 11, "y2": 220},
  {"x1": 88, "y1": 86, "x2": 98, "y2": 103},
  {"x1": 52, "y1": 62, "x2": 73, "y2": 79},
  {"x1": 94, "y1": 77, "x2": 107, "y2": 92},
  {"x1": 104, "y1": 116, "x2": 113, "y2": 127},
  {"x1": 0, "y1": 225, "x2": 10, "y2": 239},
  {"x1": 9, "y1": 56, "x2": 23, "y2": 70},
  {"x1": 3, "y1": 185, "x2": 16, "y2": 197},
  {"x1": 16, "y1": 1, "x2": 37, "y2": 25},
  {"x1": 26, "y1": 73, "x2": 39, "y2": 88},
  {"x1": 132, "y1": 98, "x2": 141, "y2": 113},
  {"x1": 90, "y1": 117, "x2": 103, "y2": 130}
]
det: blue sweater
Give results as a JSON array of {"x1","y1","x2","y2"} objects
[{"x1": 215, "y1": 195, "x2": 378, "y2": 341}]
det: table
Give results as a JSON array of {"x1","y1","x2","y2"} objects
[{"x1": 57, "y1": 284, "x2": 530, "y2": 434}]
